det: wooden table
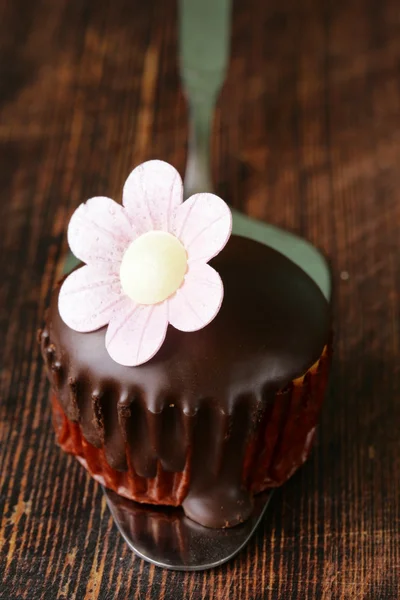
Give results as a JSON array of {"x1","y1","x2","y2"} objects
[{"x1": 1, "y1": 0, "x2": 400, "y2": 598}]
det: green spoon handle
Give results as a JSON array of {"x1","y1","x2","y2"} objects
[{"x1": 179, "y1": 0, "x2": 232, "y2": 198}]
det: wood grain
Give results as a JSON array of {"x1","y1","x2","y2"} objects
[{"x1": 1, "y1": 0, "x2": 400, "y2": 598}]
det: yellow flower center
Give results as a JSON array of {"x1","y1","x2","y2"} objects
[{"x1": 120, "y1": 230, "x2": 187, "y2": 305}]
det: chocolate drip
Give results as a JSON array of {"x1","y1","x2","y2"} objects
[
  {"x1": 125, "y1": 399, "x2": 158, "y2": 478},
  {"x1": 75, "y1": 380, "x2": 102, "y2": 447},
  {"x1": 41, "y1": 236, "x2": 331, "y2": 527},
  {"x1": 159, "y1": 405, "x2": 186, "y2": 472},
  {"x1": 101, "y1": 389, "x2": 127, "y2": 471},
  {"x1": 182, "y1": 399, "x2": 256, "y2": 527},
  {"x1": 67, "y1": 377, "x2": 80, "y2": 421}
]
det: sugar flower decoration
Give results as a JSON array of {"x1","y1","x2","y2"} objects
[{"x1": 59, "y1": 160, "x2": 232, "y2": 366}]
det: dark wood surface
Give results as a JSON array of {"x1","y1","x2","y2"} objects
[{"x1": 1, "y1": 0, "x2": 400, "y2": 598}]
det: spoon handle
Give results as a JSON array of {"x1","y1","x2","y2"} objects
[{"x1": 178, "y1": 0, "x2": 232, "y2": 198}]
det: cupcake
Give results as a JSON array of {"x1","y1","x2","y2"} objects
[{"x1": 40, "y1": 160, "x2": 331, "y2": 529}]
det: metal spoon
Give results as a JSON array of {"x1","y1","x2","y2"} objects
[
  {"x1": 102, "y1": 487, "x2": 274, "y2": 571},
  {"x1": 99, "y1": 0, "x2": 331, "y2": 572},
  {"x1": 62, "y1": 0, "x2": 331, "y2": 572}
]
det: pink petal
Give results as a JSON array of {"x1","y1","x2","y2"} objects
[
  {"x1": 172, "y1": 193, "x2": 232, "y2": 264},
  {"x1": 168, "y1": 263, "x2": 224, "y2": 332},
  {"x1": 68, "y1": 197, "x2": 134, "y2": 270},
  {"x1": 122, "y1": 160, "x2": 183, "y2": 234},
  {"x1": 106, "y1": 298, "x2": 169, "y2": 366},
  {"x1": 58, "y1": 265, "x2": 123, "y2": 332}
]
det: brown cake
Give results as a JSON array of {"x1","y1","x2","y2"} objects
[{"x1": 40, "y1": 235, "x2": 331, "y2": 528}]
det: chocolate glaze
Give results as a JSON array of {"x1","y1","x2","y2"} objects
[{"x1": 41, "y1": 236, "x2": 330, "y2": 528}]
